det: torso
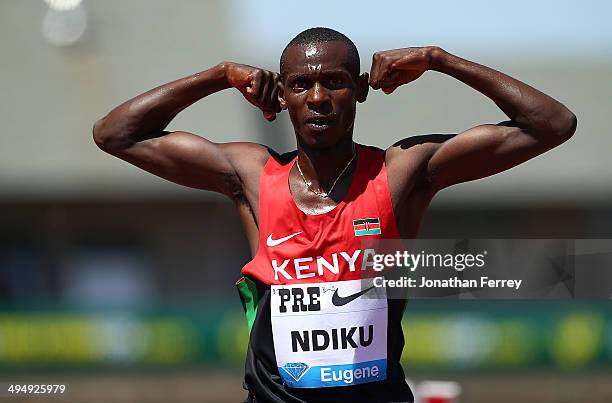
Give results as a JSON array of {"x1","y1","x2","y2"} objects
[
  {"x1": 234, "y1": 144, "x2": 425, "y2": 402},
  {"x1": 241, "y1": 143, "x2": 401, "y2": 284},
  {"x1": 235, "y1": 141, "x2": 437, "y2": 256}
]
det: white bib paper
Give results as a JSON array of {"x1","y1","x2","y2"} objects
[{"x1": 270, "y1": 278, "x2": 388, "y2": 388}]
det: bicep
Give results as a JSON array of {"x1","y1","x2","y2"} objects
[
  {"x1": 426, "y1": 122, "x2": 558, "y2": 191},
  {"x1": 110, "y1": 131, "x2": 259, "y2": 196}
]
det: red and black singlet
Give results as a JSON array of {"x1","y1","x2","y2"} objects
[{"x1": 237, "y1": 144, "x2": 413, "y2": 403}]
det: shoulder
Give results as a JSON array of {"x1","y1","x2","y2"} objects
[
  {"x1": 358, "y1": 143, "x2": 384, "y2": 155},
  {"x1": 383, "y1": 134, "x2": 452, "y2": 200},
  {"x1": 270, "y1": 149, "x2": 298, "y2": 165},
  {"x1": 218, "y1": 142, "x2": 289, "y2": 177},
  {"x1": 353, "y1": 143, "x2": 385, "y2": 166},
  {"x1": 356, "y1": 141, "x2": 437, "y2": 166},
  {"x1": 218, "y1": 142, "x2": 271, "y2": 167},
  {"x1": 216, "y1": 142, "x2": 277, "y2": 197},
  {"x1": 384, "y1": 134, "x2": 450, "y2": 167}
]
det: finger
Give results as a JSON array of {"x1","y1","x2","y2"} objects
[
  {"x1": 262, "y1": 72, "x2": 278, "y2": 110},
  {"x1": 381, "y1": 85, "x2": 397, "y2": 95},
  {"x1": 369, "y1": 53, "x2": 383, "y2": 89},
  {"x1": 258, "y1": 73, "x2": 279, "y2": 118},
  {"x1": 378, "y1": 59, "x2": 396, "y2": 86},
  {"x1": 246, "y1": 70, "x2": 262, "y2": 97},
  {"x1": 371, "y1": 54, "x2": 394, "y2": 90},
  {"x1": 376, "y1": 71, "x2": 399, "y2": 90},
  {"x1": 370, "y1": 52, "x2": 389, "y2": 89},
  {"x1": 267, "y1": 77, "x2": 281, "y2": 113},
  {"x1": 257, "y1": 71, "x2": 271, "y2": 105}
]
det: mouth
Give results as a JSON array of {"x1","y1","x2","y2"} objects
[{"x1": 305, "y1": 115, "x2": 337, "y2": 130}]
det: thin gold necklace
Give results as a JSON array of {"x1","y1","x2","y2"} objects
[{"x1": 295, "y1": 144, "x2": 356, "y2": 198}]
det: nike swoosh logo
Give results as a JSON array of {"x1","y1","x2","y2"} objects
[
  {"x1": 266, "y1": 231, "x2": 302, "y2": 247},
  {"x1": 331, "y1": 286, "x2": 375, "y2": 307}
]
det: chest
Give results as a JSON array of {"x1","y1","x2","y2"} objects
[{"x1": 288, "y1": 165, "x2": 355, "y2": 215}]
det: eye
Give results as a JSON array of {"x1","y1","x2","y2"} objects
[
  {"x1": 292, "y1": 78, "x2": 308, "y2": 92},
  {"x1": 327, "y1": 77, "x2": 346, "y2": 89}
]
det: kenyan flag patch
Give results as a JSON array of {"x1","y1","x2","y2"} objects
[{"x1": 353, "y1": 217, "x2": 381, "y2": 236}]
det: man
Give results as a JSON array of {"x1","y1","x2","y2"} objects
[{"x1": 93, "y1": 28, "x2": 576, "y2": 403}]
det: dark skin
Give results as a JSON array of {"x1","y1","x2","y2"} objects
[{"x1": 93, "y1": 41, "x2": 577, "y2": 254}]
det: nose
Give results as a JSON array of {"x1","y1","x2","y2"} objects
[{"x1": 307, "y1": 81, "x2": 331, "y2": 108}]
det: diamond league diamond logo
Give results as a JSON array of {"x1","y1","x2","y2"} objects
[{"x1": 281, "y1": 362, "x2": 310, "y2": 382}]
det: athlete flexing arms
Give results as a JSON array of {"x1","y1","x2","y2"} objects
[{"x1": 93, "y1": 28, "x2": 576, "y2": 403}]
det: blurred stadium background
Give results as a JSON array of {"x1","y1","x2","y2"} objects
[{"x1": 1, "y1": 0, "x2": 611, "y2": 402}]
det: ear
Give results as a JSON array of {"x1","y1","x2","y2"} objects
[
  {"x1": 356, "y1": 72, "x2": 369, "y2": 103},
  {"x1": 277, "y1": 80, "x2": 287, "y2": 110}
]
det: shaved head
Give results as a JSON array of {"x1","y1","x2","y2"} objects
[{"x1": 280, "y1": 27, "x2": 360, "y2": 79}]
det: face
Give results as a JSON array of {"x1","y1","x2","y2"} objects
[{"x1": 279, "y1": 41, "x2": 368, "y2": 149}]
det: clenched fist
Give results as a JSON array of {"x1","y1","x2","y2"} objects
[
  {"x1": 369, "y1": 46, "x2": 442, "y2": 94},
  {"x1": 224, "y1": 62, "x2": 282, "y2": 121}
]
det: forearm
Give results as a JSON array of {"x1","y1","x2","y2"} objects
[
  {"x1": 93, "y1": 63, "x2": 230, "y2": 151},
  {"x1": 429, "y1": 48, "x2": 577, "y2": 139}
]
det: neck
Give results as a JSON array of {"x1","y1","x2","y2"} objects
[{"x1": 296, "y1": 137, "x2": 356, "y2": 191}]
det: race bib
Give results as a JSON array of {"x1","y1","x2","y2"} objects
[{"x1": 271, "y1": 278, "x2": 388, "y2": 388}]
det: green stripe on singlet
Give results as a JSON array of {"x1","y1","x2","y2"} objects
[
  {"x1": 355, "y1": 228, "x2": 382, "y2": 236},
  {"x1": 236, "y1": 276, "x2": 258, "y2": 334}
]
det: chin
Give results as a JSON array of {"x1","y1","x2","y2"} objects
[
  {"x1": 302, "y1": 132, "x2": 342, "y2": 150},
  {"x1": 296, "y1": 123, "x2": 349, "y2": 150}
]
